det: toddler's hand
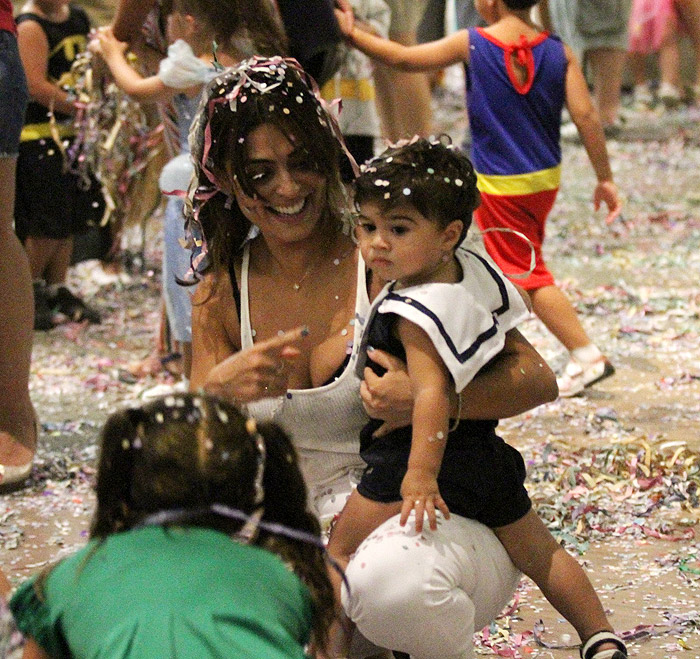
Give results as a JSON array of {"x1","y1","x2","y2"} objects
[
  {"x1": 89, "y1": 26, "x2": 127, "y2": 60},
  {"x1": 594, "y1": 179, "x2": 622, "y2": 225},
  {"x1": 400, "y1": 468, "x2": 450, "y2": 533}
]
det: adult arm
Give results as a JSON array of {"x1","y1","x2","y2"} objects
[
  {"x1": 564, "y1": 44, "x2": 622, "y2": 224},
  {"x1": 111, "y1": 0, "x2": 156, "y2": 43},
  {"x1": 335, "y1": 9, "x2": 470, "y2": 72},
  {"x1": 16, "y1": 20, "x2": 75, "y2": 115},
  {"x1": 362, "y1": 328, "x2": 558, "y2": 435}
]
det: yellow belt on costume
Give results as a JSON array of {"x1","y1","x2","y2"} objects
[
  {"x1": 320, "y1": 78, "x2": 375, "y2": 102},
  {"x1": 20, "y1": 122, "x2": 76, "y2": 143},
  {"x1": 476, "y1": 164, "x2": 561, "y2": 196}
]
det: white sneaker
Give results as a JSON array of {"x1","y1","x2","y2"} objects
[
  {"x1": 658, "y1": 82, "x2": 681, "y2": 108},
  {"x1": 557, "y1": 356, "x2": 615, "y2": 397},
  {"x1": 140, "y1": 379, "x2": 188, "y2": 401}
]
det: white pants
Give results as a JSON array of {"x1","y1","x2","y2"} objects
[{"x1": 341, "y1": 513, "x2": 521, "y2": 659}]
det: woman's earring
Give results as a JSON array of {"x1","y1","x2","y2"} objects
[{"x1": 441, "y1": 252, "x2": 451, "y2": 263}]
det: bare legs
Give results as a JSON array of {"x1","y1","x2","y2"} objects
[
  {"x1": 0, "y1": 156, "x2": 36, "y2": 467},
  {"x1": 529, "y1": 284, "x2": 592, "y2": 352},
  {"x1": 24, "y1": 235, "x2": 73, "y2": 285},
  {"x1": 373, "y1": 30, "x2": 433, "y2": 142},
  {"x1": 676, "y1": 0, "x2": 700, "y2": 92},
  {"x1": 585, "y1": 47, "x2": 626, "y2": 127},
  {"x1": 495, "y1": 510, "x2": 619, "y2": 653}
]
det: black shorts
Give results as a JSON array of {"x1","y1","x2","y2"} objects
[
  {"x1": 15, "y1": 138, "x2": 105, "y2": 241},
  {"x1": 358, "y1": 422, "x2": 532, "y2": 528}
]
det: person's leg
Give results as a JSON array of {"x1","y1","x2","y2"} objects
[
  {"x1": 495, "y1": 510, "x2": 626, "y2": 656},
  {"x1": 528, "y1": 284, "x2": 592, "y2": 352},
  {"x1": 675, "y1": 0, "x2": 700, "y2": 90},
  {"x1": 23, "y1": 236, "x2": 60, "y2": 281},
  {"x1": 586, "y1": 47, "x2": 627, "y2": 127},
  {"x1": 162, "y1": 196, "x2": 194, "y2": 381},
  {"x1": 326, "y1": 491, "x2": 402, "y2": 657},
  {"x1": 43, "y1": 236, "x2": 73, "y2": 287},
  {"x1": 342, "y1": 514, "x2": 521, "y2": 659},
  {"x1": 628, "y1": 52, "x2": 654, "y2": 106},
  {"x1": 0, "y1": 156, "x2": 36, "y2": 469},
  {"x1": 374, "y1": 0, "x2": 433, "y2": 141}
]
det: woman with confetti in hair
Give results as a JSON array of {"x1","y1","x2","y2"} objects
[
  {"x1": 186, "y1": 56, "x2": 559, "y2": 658},
  {"x1": 10, "y1": 393, "x2": 335, "y2": 658}
]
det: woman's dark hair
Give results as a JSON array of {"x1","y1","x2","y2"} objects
[
  {"x1": 173, "y1": 0, "x2": 288, "y2": 57},
  {"x1": 353, "y1": 136, "x2": 480, "y2": 244},
  {"x1": 186, "y1": 57, "x2": 349, "y2": 276},
  {"x1": 43, "y1": 394, "x2": 334, "y2": 651}
]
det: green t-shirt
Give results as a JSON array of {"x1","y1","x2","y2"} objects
[{"x1": 10, "y1": 526, "x2": 313, "y2": 658}]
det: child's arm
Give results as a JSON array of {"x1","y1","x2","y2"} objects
[
  {"x1": 564, "y1": 45, "x2": 622, "y2": 224},
  {"x1": 397, "y1": 318, "x2": 452, "y2": 533},
  {"x1": 89, "y1": 27, "x2": 172, "y2": 103},
  {"x1": 16, "y1": 20, "x2": 76, "y2": 115},
  {"x1": 335, "y1": 8, "x2": 470, "y2": 72}
]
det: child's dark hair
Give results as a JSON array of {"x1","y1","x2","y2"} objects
[
  {"x1": 354, "y1": 136, "x2": 480, "y2": 244},
  {"x1": 87, "y1": 393, "x2": 334, "y2": 651},
  {"x1": 503, "y1": 0, "x2": 538, "y2": 9},
  {"x1": 173, "y1": 0, "x2": 288, "y2": 57},
  {"x1": 187, "y1": 57, "x2": 348, "y2": 277}
]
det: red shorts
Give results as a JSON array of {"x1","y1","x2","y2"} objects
[{"x1": 474, "y1": 189, "x2": 558, "y2": 291}]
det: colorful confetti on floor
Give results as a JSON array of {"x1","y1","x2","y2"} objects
[{"x1": 2, "y1": 79, "x2": 700, "y2": 656}]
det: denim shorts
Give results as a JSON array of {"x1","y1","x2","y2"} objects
[{"x1": 0, "y1": 30, "x2": 28, "y2": 158}]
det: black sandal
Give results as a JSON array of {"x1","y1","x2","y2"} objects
[
  {"x1": 50, "y1": 286, "x2": 101, "y2": 324},
  {"x1": 580, "y1": 631, "x2": 628, "y2": 659}
]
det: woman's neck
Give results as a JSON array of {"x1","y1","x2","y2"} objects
[{"x1": 255, "y1": 227, "x2": 353, "y2": 292}]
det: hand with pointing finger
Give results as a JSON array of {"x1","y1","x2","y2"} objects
[{"x1": 204, "y1": 326, "x2": 309, "y2": 404}]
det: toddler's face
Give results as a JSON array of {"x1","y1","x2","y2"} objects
[{"x1": 354, "y1": 200, "x2": 461, "y2": 288}]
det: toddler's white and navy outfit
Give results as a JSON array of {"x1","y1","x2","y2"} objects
[{"x1": 356, "y1": 247, "x2": 532, "y2": 527}]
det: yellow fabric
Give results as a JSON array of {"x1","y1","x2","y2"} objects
[
  {"x1": 321, "y1": 78, "x2": 376, "y2": 102},
  {"x1": 476, "y1": 165, "x2": 561, "y2": 196},
  {"x1": 21, "y1": 122, "x2": 75, "y2": 142}
]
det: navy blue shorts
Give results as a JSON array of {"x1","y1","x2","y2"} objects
[
  {"x1": 358, "y1": 422, "x2": 532, "y2": 528},
  {"x1": 0, "y1": 30, "x2": 28, "y2": 158}
]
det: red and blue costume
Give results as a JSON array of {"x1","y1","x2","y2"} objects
[{"x1": 466, "y1": 27, "x2": 567, "y2": 290}]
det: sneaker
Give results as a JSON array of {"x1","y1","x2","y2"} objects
[
  {"x1": 658, "y1": 82, "x2": 681, "y2": 109},
  {"x1": 632, "y1": 83, "x2": 654, "y2": 108},
  {"x1": 33, "y1": 281, "x2": 55, "y2": 331},
  {"x1": 49, "y1": 286, "x2": 101, "y2": 324},
  {"x1": 557, "y1": 356, "x2": 615, "y2": 397}
]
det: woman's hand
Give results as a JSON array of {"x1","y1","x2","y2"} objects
[
  {"x1": 360, "y1": 348, "x2": 413, "y2": 436},
  {"x1": 203, "y1": 326, "x2": 308, "y2": 403}
]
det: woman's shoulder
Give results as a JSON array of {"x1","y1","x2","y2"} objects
[{"x1": 192, "y1": 268, "x2": 234, "y2": 305}]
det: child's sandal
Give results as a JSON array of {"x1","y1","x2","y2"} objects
[{"x1": 580, "y1": 631, "x2": 628, "y2": 659}]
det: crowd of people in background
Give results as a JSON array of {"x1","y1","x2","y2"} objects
[{"x1": 1, "y1": 0, "x2": 699, "y2": 657}]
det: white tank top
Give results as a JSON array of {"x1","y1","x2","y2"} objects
[{"x1": 240, "y1": 244, "x2": 370, "y2": 489}]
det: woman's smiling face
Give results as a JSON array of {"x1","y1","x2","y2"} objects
[{"x1": 231, "y1": 123, "x2": 328, "y2": 245}]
